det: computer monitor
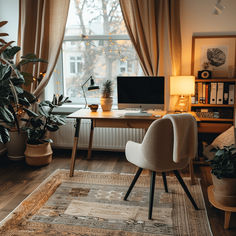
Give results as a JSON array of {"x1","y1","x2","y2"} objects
[{"x1": 117, "y1": 76, "x2": 165, "y2": 110}]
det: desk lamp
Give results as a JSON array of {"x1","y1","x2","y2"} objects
[
  {"x1": 170, "y1": 76, "x2": 195, "y2": 112},
  {"x1": 81, "y1": 76, "x2": 99, "y2": 108}
]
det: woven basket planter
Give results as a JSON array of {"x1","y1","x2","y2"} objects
[{"x1": 25, "y1": 142, "x2": 53, "y2": 166}]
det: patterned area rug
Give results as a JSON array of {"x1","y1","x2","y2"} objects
[{"x1": 0, "y1": 169, "x2": 212, "y2": 235}]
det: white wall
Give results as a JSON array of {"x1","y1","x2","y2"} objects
[
  {"x1": 180, "y1": 0, "x2": 236, "y2": 75},
  {"x1": 0, "y1": 0, "x2": 19, "y2": 44}
]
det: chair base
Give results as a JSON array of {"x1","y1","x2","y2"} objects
[{"x1": 124, "y1": 168, "x2": 198, "y2": 219}]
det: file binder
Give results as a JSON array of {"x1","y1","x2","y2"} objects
[
  {"x1": 229, "y1": 84, "x2": 234, "y2": 104},
  {"x1": 217, "y1": 83, "x2": 224, "y2": 104},
  {"x1": 210, "y1": 82, "x2": 217, "y2": 104},
  {"x1": 223, "y1": 83, "x2": 229, "y2": 104}
]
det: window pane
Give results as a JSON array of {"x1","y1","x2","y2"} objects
[
  {"x1": 70, "y1": 61, "x2": 75, "y2": 74},
  {"x1": 60, "y1": 0, "x2": 143, "y2": 105}
]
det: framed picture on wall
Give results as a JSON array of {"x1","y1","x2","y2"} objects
[{"x1": 191, "y1": 35, "x2": 236, "y2": 78}]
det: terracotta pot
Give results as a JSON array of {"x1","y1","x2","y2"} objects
[
  {"x1": 24, "y1": 142, "x2": 53, "y2": 166},
  {"x1": 100, "y1": 97, "x2": 113, "y2": 111},
  {"x1": 211, "y1": 173, "x2": 236, "y2": 206},
  {"x1": 6, "y1": 130, "x2": 27, "y2": 161}
]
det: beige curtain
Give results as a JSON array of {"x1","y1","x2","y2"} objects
[
  {"x1": 18, "y1": 0, "x2": 70, "y2": 98},
  {"x1": 119, "y1": 0, "x2": 181, "y2": 76}
]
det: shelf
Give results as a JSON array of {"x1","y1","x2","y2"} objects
[
  {"x1": 191, "y1": 104, "x2": 234, "y2": 107},
  {"x1": 195, "y1": 78, "x2": 236, "y2": 82},
  {"x1": 199, "y1": 118, "x2": 234, "y2": 122}
]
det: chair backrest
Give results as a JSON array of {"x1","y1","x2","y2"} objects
[{"x1": 141, "y1": 115, "x2": 196, "y2": 172}]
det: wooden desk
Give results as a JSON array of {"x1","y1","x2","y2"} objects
[{"x1": 67, "y1": 109, "x2": 198, "y2": 180}]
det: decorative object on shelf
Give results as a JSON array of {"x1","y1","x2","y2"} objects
[
  {"x1": 208, "y1": 145, "x2": 236, "y2": 207},
  {"x1": 81, "y1": 75, "x2": 99, "y2": 108},
  {"x1": 198, "y1": 62, "x2": 212, "y2": 79},
  {"x1": 100, "y1": 80, "x2": 113, "y2": 111},
  {"x1": 192, "y1": 35, "x2": 236, "y2": 78},
  {"x1": 23, "y1": 94, "x2": 71, "y2": 166},
  {"x1": 170, "y1": 76, "x2": 195, "y2": 112},
  {"x1": 88, "y1": 104, "x2": 98, "y2": 112}
]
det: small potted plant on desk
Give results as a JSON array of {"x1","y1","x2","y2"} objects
[
  {"x1": 100, "y1": 80, "x2": 113, "y2": 111},
  {"x1": 209, "y1": 145, "x2": 236, "y2": 206},
  {"x1": 22, "y1": 94, "x2": 71, "y2": 166}
]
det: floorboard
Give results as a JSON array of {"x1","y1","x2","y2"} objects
[{"x1": 0, "y1": 149, "x2": 235, "y2": 236}]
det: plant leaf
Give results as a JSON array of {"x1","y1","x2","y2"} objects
[
  {"x1": 23, "y1": 108, "x2": 38, "y2": 117},
  {"x1": 0, "y1": 21, "x2": 8, "y2": 27},
  {"x1": 0, "y1": 125, "x2": 10, "y2": 144}
]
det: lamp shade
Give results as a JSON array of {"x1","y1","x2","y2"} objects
[{"x1": 170, "y1": 76, "x2": 195, "y2": 95}]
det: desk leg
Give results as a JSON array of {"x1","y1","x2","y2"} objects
[
  {"x1": 189, "y1": 159, "x2": 195, "y2": 185},
  {"x1": 87, "y1": 119, "x2": 94, "y2": 159},
  {"x1": 224, "y1": 211, "x2": 231, "y2": 229},
  {"x1": 70, "y1": 118, "x2": 81, "y2": 177}
]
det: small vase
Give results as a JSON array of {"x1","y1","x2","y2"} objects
[
  {"x1": 100, "y1": 97, "x2": 113, "y2": 111},
  {"x1": 24, "y1": 142, "x2": 53, "y2": 166}
]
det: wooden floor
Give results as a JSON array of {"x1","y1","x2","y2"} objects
[{"x1": 0, "y1": 149, "x2": 235, "y2": 236}]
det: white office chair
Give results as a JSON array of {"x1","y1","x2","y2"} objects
[{"x1": 124, "y1": 113, "x2": 199, "y2": 219}]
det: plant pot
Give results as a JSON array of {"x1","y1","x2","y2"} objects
[
  {"x1": 0, "y1": 143, "x2": 6, "y2": 157},
  {"x1": 24, "y1": 142, "x2": 53, "y2": 166},
  {"x1": 100, "y1": 97, "x2": 113, "y2": 111},
  {"x1": 211, "y1": 174, "x2": 236, "y2": 206},
  {"x1": 6, "y1": 130, "x2": 27, "y2": 161}
]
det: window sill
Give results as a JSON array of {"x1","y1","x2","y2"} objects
[
  {"x1": 52, "y1": 104, "x2": 119, "y2": 115},
  {"x1": 52, "y1": 104, "x2": 84, "y2": 115}
]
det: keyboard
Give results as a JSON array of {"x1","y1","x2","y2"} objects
[{"x1": 124, "y1": 112, "x2": 153, "y2": 117}]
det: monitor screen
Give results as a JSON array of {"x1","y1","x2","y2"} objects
[{"x1": 117, "y1": 76, "x2": 165, "y2": 110}]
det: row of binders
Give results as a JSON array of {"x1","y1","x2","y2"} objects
[{"x1": 194, "y1": 82, "x2": 235, "y2": 105}]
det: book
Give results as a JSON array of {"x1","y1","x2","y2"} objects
[
  {"x1": 195, "y1": 83, "x2": 198, "y2": 103},
  {"x1": 205, "y1": 83, "x2": 209, "y2": 104},
  {"x1": 198, "y1": 83, "x2": 203, "y2": 103},
  {"x1": 202, "y1": 83, "x2": 206, "y2": 104}
]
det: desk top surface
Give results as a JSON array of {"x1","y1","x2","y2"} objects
[{"x1": 67, "y1": 109, "x2": 199, "y2": 121}]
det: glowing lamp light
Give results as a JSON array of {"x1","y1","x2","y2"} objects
[{"x1": 170, "y1": 76, "x2": 195, "y2": 112}]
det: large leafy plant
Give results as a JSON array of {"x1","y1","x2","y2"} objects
[
  {"x1": 22, "y1": 94, "x2": 71, "y2": 145},
  {"x1": 209, "y1": 145, "x2": 236, "y2": 179},
  {"x1": 0, "y1": 21, "x2": 47, "y2": 143}
]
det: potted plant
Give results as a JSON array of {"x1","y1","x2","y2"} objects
[
  {"x1": 23, "y1": 94, "x2": 71, "y2": 166},
  {"x1": 209, "y1": 145, "x2": 236, "y2": 206},
  {"x1": 0, "y1": 21, "x2": 47, "y2": 160},
  {"x1": 100, "y1": 80, "x2": 113, "y2": 111}
]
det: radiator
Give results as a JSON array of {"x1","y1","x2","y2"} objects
[{"x1": 51, "y1": 118, "x2": 145, "y2": 151}]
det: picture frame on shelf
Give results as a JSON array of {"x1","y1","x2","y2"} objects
[{"x1": 191, "y1": 35, "x2": 236, "y2": 78}]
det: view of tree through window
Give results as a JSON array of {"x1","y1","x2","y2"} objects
[{"x1": 62, "y1": 0, "x2": 143, "y2": 104}]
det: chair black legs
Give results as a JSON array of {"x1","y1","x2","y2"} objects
[
  {"x1": 124, "y1": 168, "x2": 143, "y2": 200},
  {"x1": 149, "y1": 171, "x2": 156, "y2": 219},
  {"x1": 173, "y1": 170, "x2": 199, "y2": 210},
  {"x1": 124, "y1": 169, "x2": 198, "y2": 221},
  {"x1": 162, "y1": 172, "x2": 168, "y2": 193}
]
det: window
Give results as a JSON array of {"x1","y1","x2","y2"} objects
[
  {"x1": 69, "y1": 56, "x2": 83, "y2": 74},
  {"x1": 51, "y1": 0, "x2": 143, "y2": 105}
]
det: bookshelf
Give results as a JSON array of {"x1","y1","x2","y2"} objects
[
  {"x1": 190, "y1": 36, "x2": 236, "y2": 163},
  {"x1": 191, "y1": 78, "x2": 235, "y2": 164},
  {"x1": 191, "y1": 78, "x2": 236, "y2": 130}
]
